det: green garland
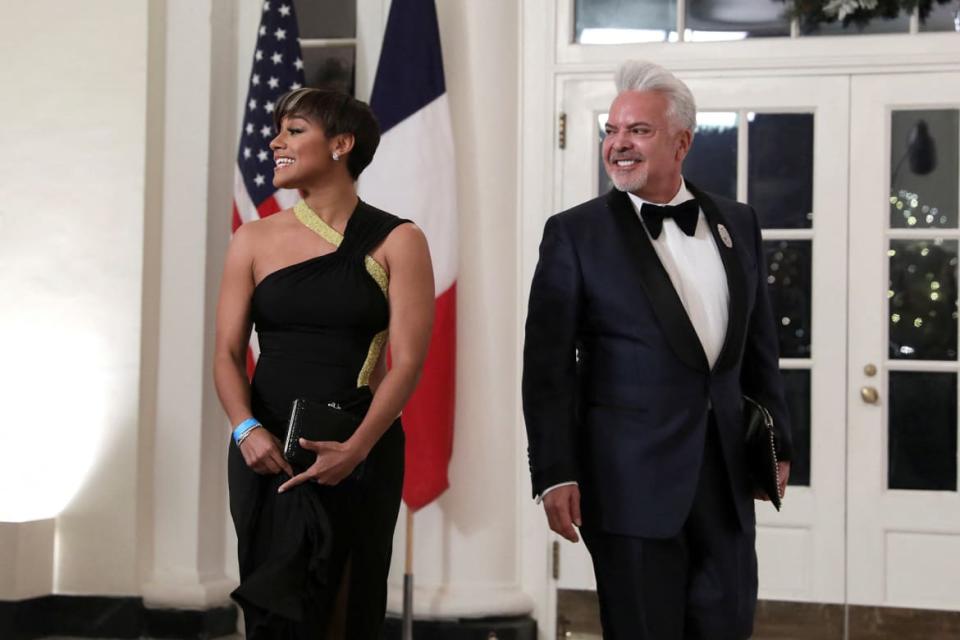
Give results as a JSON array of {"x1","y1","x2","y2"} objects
[{"x1": 788, "y1": 0, "x2": 955, "y2": 30}]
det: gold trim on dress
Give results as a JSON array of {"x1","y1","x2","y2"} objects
[
  {"x1": 364, "y1": 255, "x2": 389, "y2": 295},
  {"x1": 357, "y1": 329, "x2": 388, "y2": 387},
  {"x1": 293, "y1": 199, "x2": 343, "y2": 248},
  {"x1": 292, "y1": 200, "x2": 391, "y2": 389}
]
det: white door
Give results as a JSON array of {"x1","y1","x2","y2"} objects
[
  {"x1": 847, "y1": 72, "x2": 960, "y2": 612},
  {"x1": 555, "y1": 74, "x2": 851, "y2": 605}
]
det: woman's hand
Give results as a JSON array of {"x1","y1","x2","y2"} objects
[
  {"x1": 277, "y1": 439, "x2": 366, "y2": 493},
  {"x1": 239, "y1": 428, "x2": 294, "y2": 477}
]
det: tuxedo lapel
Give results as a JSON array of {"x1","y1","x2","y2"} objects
[
  {"x1": 686, "y1": 182, "x2": 748, "y2": 373},
  {"x1": 606, "y1": 189, "x2": 710, "y2": 373}
]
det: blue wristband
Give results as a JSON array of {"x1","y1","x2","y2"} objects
[{"x1": 232, "y1": 417, "x2": 261, "y2": 445}]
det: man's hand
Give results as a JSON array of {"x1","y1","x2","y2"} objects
[
  {"x1": 755, "y1": 461, "x2": 791, "y2": 502},
  {"x1": 543, "y1": 484, "x2": 582, "y2": 543},
  {"x1": 239, "y1": 428, "x2": 294, "y2": 477}
]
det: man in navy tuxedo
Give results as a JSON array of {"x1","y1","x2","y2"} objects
[{"x1": 522, "y1": 60, "x2": 793, "y2": 639}]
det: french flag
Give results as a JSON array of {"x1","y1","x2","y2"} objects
[{"x1": 360, "y1": 0, "x2": 457, "y2": 512}]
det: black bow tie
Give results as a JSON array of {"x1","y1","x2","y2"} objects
[{"x1": 640, "y1": 199, "x2": 700, "y2": 239}]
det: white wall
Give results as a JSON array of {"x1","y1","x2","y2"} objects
[{"x1": 0, "y1": 0, "x2": 149, "y2": 595}]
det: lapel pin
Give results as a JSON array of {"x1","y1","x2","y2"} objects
[{"x1": 717, "y1": 224, "x2": 733, "y2": 249}]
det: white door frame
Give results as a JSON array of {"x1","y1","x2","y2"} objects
[{"x1": 847, "y1": 71, "x2": 960, "y2": 611}]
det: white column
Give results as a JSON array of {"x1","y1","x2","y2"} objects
[
  {"x1": 382, "y1": 0, "x2": 533, "y2": 619},
  {"x1": 517, "y1": 1, "x2": 559, "y2": 637},
  {"x1": 1, "y1": 0, "x2": 149, "y2": 598},
  {"x1": 0, "y1": 520, "x2": 55, "y2": 601},
  {"x1": 140, "y1": 0, "x2": 240, "y2": 610}
]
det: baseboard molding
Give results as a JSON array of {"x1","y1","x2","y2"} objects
[
  {"x1": 753, "y1": 599, "x2": 845, "y2": 638},
  {"x1": 756, "y1": 600, "x2": 960, "y2": 640},
  {"x1": 382, "y1": 614, "x2": 537, "y2": 640},
  {"x1": 559, "y1": 589, "x2": 960, "y2": 639},
  {"x1": 0, "y1": 595, "x2": 237, "y2": 640}
]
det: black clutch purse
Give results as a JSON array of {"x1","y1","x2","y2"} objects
[
  {"x1": 283, "y1": 386, "x2": 373, "y2": 473},
  {"x1": 743, "y1": 395, "x2": 782, "y2": 511}
]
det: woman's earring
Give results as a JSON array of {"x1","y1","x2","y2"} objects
[{"x1": 332, "y1": 151, "x2": 340, "y2": 161}]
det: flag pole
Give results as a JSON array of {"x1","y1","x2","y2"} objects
[{"x1": 403, "y1": 509, "x2": 414, "y2": 640}]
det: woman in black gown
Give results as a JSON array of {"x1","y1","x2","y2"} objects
[{"x1": 213, "y1": 89, "x2": 434, "y2": 639}]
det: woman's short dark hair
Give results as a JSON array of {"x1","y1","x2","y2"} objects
[{"x1": 273, "y1": 88, "x2": 381, "y2": 180}]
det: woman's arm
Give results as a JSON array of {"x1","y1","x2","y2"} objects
[
  {"x1": 214, "y1": 224, "x2": 293, "y2": 477},
  {"x1": 279, "y1": 223, "x2": 434, "y2": 491}
]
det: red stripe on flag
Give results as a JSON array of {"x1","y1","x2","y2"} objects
[
  {"x1": 231, "y1": 202, "x2": 243, "y2": 233},
  {"x1": 401, "y1": 284, "x2": 456, "y2": 511},
  {"x1": 257, "y1": 196, "x2": 282, "y2": 218}
]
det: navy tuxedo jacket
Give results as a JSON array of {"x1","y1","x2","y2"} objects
[{"x1": 522, "y1": 184, "x2": 793, "y2": 539}]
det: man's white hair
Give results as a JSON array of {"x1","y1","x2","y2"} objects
[{"x1": 614, "y1": 60, "x2": 697, "y2": 133}]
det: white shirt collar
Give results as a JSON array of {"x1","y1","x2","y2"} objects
[{"x1": 626, "y1": 177, "x2": 694, "y2": 211}]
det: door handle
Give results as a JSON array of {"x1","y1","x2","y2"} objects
[{"x1": 860, "y1": 386, "x2": 880, "y2": 404}]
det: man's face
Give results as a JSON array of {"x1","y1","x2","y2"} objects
[{"x1": 602, "y1": 90, "x2": 690, "y2": 196}]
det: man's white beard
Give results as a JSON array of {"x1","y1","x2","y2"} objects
[{"x1": 609, "y1": 164, "x2": 649, "y2": 194}]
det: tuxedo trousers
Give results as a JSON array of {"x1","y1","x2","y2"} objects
[{"x1": 581, "y1": 414, "x2": 758, "y2": 640}]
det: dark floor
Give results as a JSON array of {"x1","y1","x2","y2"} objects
[
  {"x1": 36, "y1": 595, "x2": 960, "y2": 639},
  {"x1": 558, "y1": 590, "x2": 960, "y2": 640}
]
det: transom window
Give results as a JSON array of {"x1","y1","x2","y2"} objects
[{"x1": 574, "y1": 0, "x2": 959, "y2": 42}]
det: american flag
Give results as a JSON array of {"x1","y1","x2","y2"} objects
[{"x1": 233, "y1": 1, "x2": 306, "y2": 373}]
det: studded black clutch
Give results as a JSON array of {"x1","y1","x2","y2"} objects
[
  {"x1": 743, "y1": 395, "x2": 782, "y2": 511},
  {"x1": 283, "y1": 386, "x2": 372, "y2": 473}
]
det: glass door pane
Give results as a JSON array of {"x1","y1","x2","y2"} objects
[{"x1": 848, "y1": 73, "x2": 960, "y2": 622}]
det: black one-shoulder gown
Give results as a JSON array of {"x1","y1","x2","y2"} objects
[{"x1": 228, "y1": 199, "x2": 408, "y2": 639}]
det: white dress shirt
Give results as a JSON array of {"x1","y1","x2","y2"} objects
[
  {"x1": 627, "y1": 178, "x2": 729, "y2": 368},
  {"x1": 537, "y1": 178, "x2": 730, "y2": 503}
]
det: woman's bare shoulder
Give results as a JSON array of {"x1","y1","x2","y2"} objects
[
  {"x1": 382, "y1": 221, "x2": 428, "y2": 252},
  {"x1": 379, "y1": 222, "x2": 432, "y2": 281},
  {"x1": 232, "y1": 209, "x2": 297, "y2": 246}
]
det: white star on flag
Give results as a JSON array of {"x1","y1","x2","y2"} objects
[
  {"x1": 279, "y1": 4, "x2": 291, "y2": 16},
  {"x1": 268, "y1": 76, "x2": 279, "y2": 89},
  {"x1": 262, "y1": 1, "x2": 270, "y2": 12},
  {"x1": 271, "y1": 52, "x2": 283, "y2": 64},
  {"x1": 274, "y1": 28, "x2": 286, "y2": 40},
  {"x1": 265, "y1": 101, "x2": 275, "y2": 113},
  {"x1": 294, "y1": 57, "x2": 304, "y2": 70},
  {"x1": 260, "y1": 125, "x2": 272, "y2": 137},
  {"x1": 245, "y1": 123, "x2": 254, "y2": 135},
  {"x1": 255, "y1": 49, "x2": 263, "y2": 61},
  {"x1": 257, "y1": 149, "x2": 269, "y2": 162},
  {"x1": 290, "y1": 81, "x2": 302, "y2": 90},
  {"x1": 248, "y1": 98, "x2": 257, "y2": 110},
  {"x1": 259, "y1": 25, "x2": 266, "y2": 36},
  {"x1": 254, "y1": 174, "x2": 265, "y2": 186},
  {"x1": 243, "y1": 147, "x2": 251, "y2": 159},
  {"x1": 252, "y1": 73, "x2": 260, "y2": 85}
]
